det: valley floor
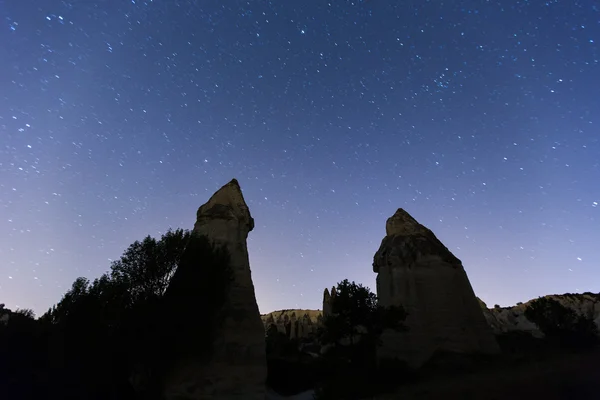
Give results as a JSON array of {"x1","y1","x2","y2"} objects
[
  {"x1": 376, "y1": 348, "x2": 600, "y2": 400},
  {"x1": 266, "y1": 389, "x2": 316, "y2": 400}
]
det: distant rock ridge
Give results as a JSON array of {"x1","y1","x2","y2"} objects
[
  {"x1": 261, "y1": 291, "x2": 600, "y2": 345},
  {"x1": 261, "y1": 286, "x2": 339, "y2": 341},
  {"x1": 479, "y1": 292, "x2": 600, "y2": 338},
  {"x1": 261, "y1": 309, "x2": 323, "y2": 340},
  {"x1": 373, "y1": 208, "x2": 500, "y2": 368}
]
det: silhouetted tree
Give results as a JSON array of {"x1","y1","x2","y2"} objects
[
  {"x1": 110, "y1": 229, "x2": 191, "y2": 303},
  {"x1": 0, "y1": 305, "x2": 48, "y2": 399},
  {"x1": 315, "y1": 279, "x2": 408, "y2": 399},
  {"x1": 1, "y1": 228, "x2": 234, "y2": 400},
  {"x1": 136, "y1": 232, "x2": 232, "y2": 398},
  {"x1": 14, "y1": 308, "x2": 36, "y2": 319},
  {"x1": 320, "y1": 279, "x2": 406, "y2": 352}
]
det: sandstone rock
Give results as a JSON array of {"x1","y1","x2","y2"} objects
[
  {"x1": 163, "y1": 179, "x2": 267, "y2": 400},
  {"x1": 260, "y1": 286, "x2": 338, "y2": 343},
  {"x1": 322, "y1": 287, "x2": 336, "y2": 318},
  {"x1": 261, "y1": 309, "x2": 323, "y2": 340},
  {"x1": 373, "y1": 208, "x2": 499, "y2": 368},
  {"x1": 479, "y1": 292, "x2": 600, "y2": 338}
]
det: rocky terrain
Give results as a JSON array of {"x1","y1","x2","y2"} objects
[
  {"x1": 479, "y1": 292, "x2": 600, "y2": 337},
  {"x1": 263, "y1": 292, "x2": 600, "y2": 342},
  {"x1": 261, "y1": 309, "x2": 323, "y2": 340}
]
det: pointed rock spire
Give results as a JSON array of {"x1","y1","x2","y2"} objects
[
  {"x1": 163, "y1": 178, "x2": 266, "y2": 400},
  {"x1": 323, "y1": 287, "x2": 332, "y2": 317},
  {"x1": 374, "y1": 207, "x2": 499, "y2": 368},
  {"x1": 385, "y1": 208, "x2": 430, "y2": 236},
  {"x1": 194, "y1": 178, "x2": 255, "y2": 237}
]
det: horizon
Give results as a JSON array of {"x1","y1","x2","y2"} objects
[
  {"x1": 5, "y1": 195, "x2": 598, "y2": 317},
  {"x1": 2, "y1": 1, "x2": 599, "y2": 316}
]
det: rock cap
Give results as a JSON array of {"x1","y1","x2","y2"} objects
[
  {"x1": 195, "y1": 178, "x2": 254, "y2": 234},
  {"x1": 385, "y1": 208, "x2": 429, "y2": 236}
]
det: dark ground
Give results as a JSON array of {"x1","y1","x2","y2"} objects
[{"x1": 377, "y1": 348, "x2": 600, "y2": 400}]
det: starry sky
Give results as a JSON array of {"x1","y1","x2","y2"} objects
[{"x1": 1, "y1": 0, "x2": 599, "y2": 316}]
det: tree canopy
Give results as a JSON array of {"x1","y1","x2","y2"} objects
[
  {"x1": 0, "y1": 228, "x2": 232, "y2": 400},
  {"x1": 320, "y1": 279, "x2": 407, "y2": 350},
  {"x1": 315, "y1": 279, "x2": 408, "y2": 399}
]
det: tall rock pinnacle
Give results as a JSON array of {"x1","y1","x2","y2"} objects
[
  {"x1": 163, "y1": 179, "x2": 267, "y2": 400},
  {"x1": 323, "y1": 287, "x2": 333, "y2": 317},
  {"x1": 373, "y1": 208, "x2": 499, "y2": 368}
]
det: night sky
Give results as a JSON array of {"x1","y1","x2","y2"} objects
[{"x1": 1, "y1": 0, "x2": 599, "y2": 316}]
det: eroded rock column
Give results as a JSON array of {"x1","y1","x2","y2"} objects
[
  {"x1": 163, "y1": 179, "x2": 267, "y2": 400},
  {"x1": 373, "y1": 208, "x2": 499, "y2": 368}
]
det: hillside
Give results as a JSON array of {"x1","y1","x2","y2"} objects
[{"x1": 262, "y1": 292, "x2": 600, "y2": 339}]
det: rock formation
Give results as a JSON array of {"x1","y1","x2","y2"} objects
[
  {"x1": 322, "y1": 286, "x2": 336, "y2": 317},
  {"x1": 479, "y1": 292, "x2": 600, "y2": 338},
  {"x1": 259, "y1": 291, "x2": 600, "y2": 350},
  {"x1": 373, "y1": 208, "x2": 499, "y2": 368},
  {"x1": 261, "y1": 287, "x2": 339, "y2": 341},
  {"x1": 162, "y1": 179, "x2": 267, "y2": 400},
  {"x1": 261, "y1": 309, "x2": 323, "y2": 340}
]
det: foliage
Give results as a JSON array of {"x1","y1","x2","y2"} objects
[
  {"x1": 315, "y1": 279, "x2": 408, "y2": 399},
  {"x1": 14, "y1": 308, "x2": 36, "y2": 319},
  {"x1": 0, "y1": 228, "x2": 232, "y2": 400},
  {"x1": 525, "y1": 297, "x2": 599, "y2": 349},
  {"x1": 319, "y1": 279, "x2": 406, "y2": 349},
  {"x1": 110, "y1": 228, "x2": 190, "y2": 302},
  {"x1": 0, "y1": 305, "x2": 48, "y2": 400}
]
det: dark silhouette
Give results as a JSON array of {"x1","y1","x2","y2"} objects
[
  {"x1": 319, "y1": 279, "x2": 407, "y2": 350},
  {"x1": 2, "y1": 237, "x2": 599, "y2": 400},
  {"x1": 265, "y1": 325, "x2": 319, "y2": 396},
  {"x1": 314, "y1": 279, "x2": 408, "y2": 399},
  {"x1": 0, "y1": 229, "x2": 232, "y2": 400},
  {"x1": 524, "y1": 297, "x2": 599, "y2": 349}
]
